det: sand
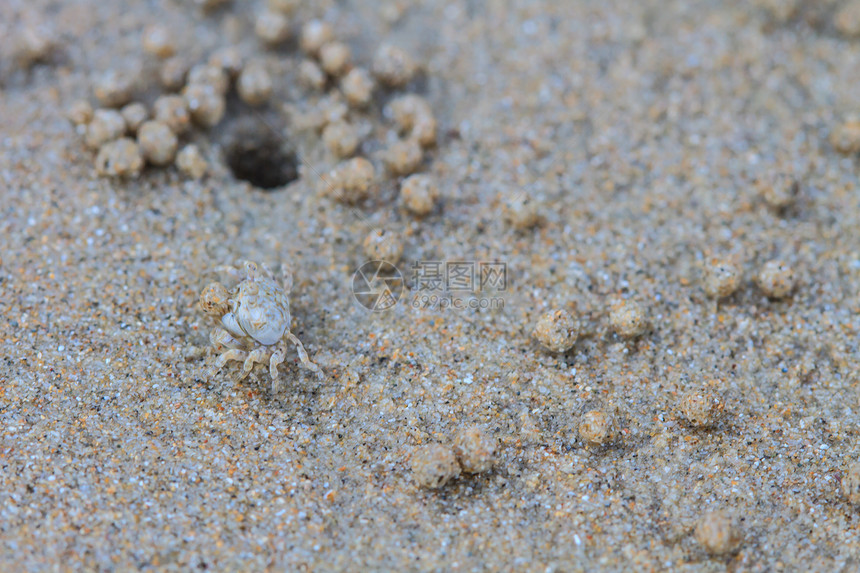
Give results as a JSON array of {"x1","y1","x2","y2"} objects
[{"x1": 2, "y1": 0, "x2": 860, "y2": 571}]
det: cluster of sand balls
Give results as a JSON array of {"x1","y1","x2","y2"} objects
[
  {"x1": 526, "y1": 252, "x2": 789, "y2": 453},
  {"x1": 531, "y1": 301, "x2": 730, "y2": 447},
  {"x1": 265, "y1": 15, "x2": 440, "y2": 266},
  {"x1": 531, "y1": 299, "x2": 648, "y2": 356},
  {"x1": 255, "y1": 5, "x2": 441, "y2": 219},
  {"x1": 815, "y1": 1, "x2": 860, "y2": 155},
  {"x1": 756, "y1": 0, "x2": 860, "y2": 37},
  {"x1": 300, "y1": 24, "x2": 441, "y2": 226},
  {"x1": 703, "y1": 257, "x2": 796, "y2": 301},
  {"x1": 575, "y1": 389, "x2": 726, "y2": 451},
  {"x1": 282, "y1": 17, "x2": 436, "y2": 164},
  {"x1": 68, "y1": 1, "x2": 440, "y2": 270},
  {"x1": 531, "y1": 260, "x2": 795, "y2": 350},
  {"x1": 241, "y1": 8, "x2": 441, "y2": 267},
  {"x1": 66, "y1": 24, "x2": 265, "y2": 179},
  {"x1": 411, "y1": 426, "x2": 498, "y2": 489}
]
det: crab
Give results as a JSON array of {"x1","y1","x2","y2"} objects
[{"x1": 199, "y1": 261, "x2": 323, "y2": 388}]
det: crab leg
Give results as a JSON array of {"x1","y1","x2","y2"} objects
[
  {"x1": 260, "y1": 262, "x2": 277, "y2": 281},
  {"x1": 214, "y1": 264, "x2": 244, "y2": 278},
  {"x1": 286, "y1": 332, "x2": 323, "y2": 379},
  {"x1": 269, "y1": 342, "x2": 287, "y2": 381},
  {"x1": 241, "y1": 348, "x2": 270, "y2": 379},
  {"x1": 282, "y1": 266, "x2": 293, "y2": 295},
  {"x1": 210, "y1": 328, "x2": 241, "y2": 350},
  {"x1": 209, "y1": 348, "x2": 249, "y2": 378}
]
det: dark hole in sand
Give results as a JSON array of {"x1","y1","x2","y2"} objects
[{"x1": 223, "y1": 119, "x2": 299, "y2": 190}]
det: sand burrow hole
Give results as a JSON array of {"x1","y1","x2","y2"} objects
[{"x1": 222, "y1": 115, "x2": 299, "y2": 190}]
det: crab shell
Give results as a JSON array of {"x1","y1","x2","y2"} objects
[{"x1": 221, "y1": 274, "x2": 291, "y2": 346}]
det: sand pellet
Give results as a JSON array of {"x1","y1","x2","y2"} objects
[
  {"x1": 85, "y1": 109, "x2": 126, "y2": 149},
  {"x1": 400, "y1": 174, "x2": 440, "y2": 217},
  {"x1": 13, "y1": 24, "x2": 54, "y2": 68},
  {"x1": 95, "y1": 138, "x2": 144, "y2": 177},
  {"x1": 412, "y1": 444, "x2": 460, "y2": 489},
  {"x1": 388, "y1": 94, "x2": 437, "y2": 147},
  {"x1": 300, "y1": 20, "x2": 334, "y2": 56},
  {"x1": 67, "y1": 100, "x2": 94, "y2": 126},
  {"x1": 703, "y1": 259, "x2": 742, "y2": 299},
  {"x1": 609, "y1": 300, "x2": 647, "y2": 338},
  {"x1": 389, "y1": 94, "x2": 428, "y2": 127},
  {"x1": 319, "y1": 42, "x2": 352, "y2": 77},
  {"x1": 137, "y1": 120, "x2": 178, "y2": 166},
  {"x1": 322, "y1": 121, "x2": 359, "y2": 159},
  {"x1": 503, "y1": 195, "x2": 542, "y2": 230},
  {"x1": 153, "y1": 95, "x2": 191, "y2": 135},
  {"x1": 120, "y1": 102, "x2": 148, "y2": 135},
  {"x1": 372, "y1": 44, "x2": 417, "y2": 88},
  {"x1": 325, "y1": 157, "x2": 377, "y2": 204},
  {"x1": 255, "y1": 10, "x2": 291, "y2": 46},
  {"x1": 452, "y1": 426, "x2": 497, "y2": 473},
  {"x1": 532, "y1": 309, "x2": 578, "y2": 353},
  {"x1": 142, "y1": 25, "x2": 176, "y2": 59},
  {"x1": 187, "y1": 64, "x2": 230, "y2": 95},
  {"x1": 237, "y1": 61, "x2": 273, "y2": 106},
  {"x1": 362, "y1": 229, "x2": 404, "y2": 263},
  {"x1": 758, "y1": 172, "x2": 798, "y2": 211},
  {"x1": 757, "y1": 260, "x2": 795, "y2": 299},
  {"x1": 679, "y1": 390, "x2": 724, "y2": 428},
  {"x1": 299, "y1": 60, "x2": 327, "y2": 91},
  {"x1": 383, "y1": 138, "x2": 423, "y2": 176},
  {"x1": 208, "y1": 46, "x2": 245, "y2": 79},
  {"x1": 199, "y1": 282, "x2": 231, "y2": 316},
  {"x1": 578, "y1": 410, "x2": 617, "y2": 447},
  {"x1": 176, "y1": 144, "x2": 208, "y2": 179},
  {"x1": 695, "y1": 511, "x2": 741, "y2": 555},
  {"x1": 183, "y1": 83, "x2": 226, "y2": 128},
  {"x1": 93, "y1": 69, "x2": 136, "y2": 108},
  {"x1": 160, "y1": 56, "x2": 190, "y2": 92},
  {"x1": 340, "y1": 67, "x2": 376, "y2": 108}
]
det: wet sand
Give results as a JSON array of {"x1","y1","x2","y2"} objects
[{"x1": 2, "y1": 0, "x2": 860, "y2": 570}]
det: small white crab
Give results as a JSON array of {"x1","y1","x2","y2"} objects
[{"x1": 199, "y1": 261, "x2": 323, "y2": 388}]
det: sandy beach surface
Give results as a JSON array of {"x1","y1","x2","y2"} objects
[{"x1": 2, "y1": 0, "x2": 860, "y2": 570}]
